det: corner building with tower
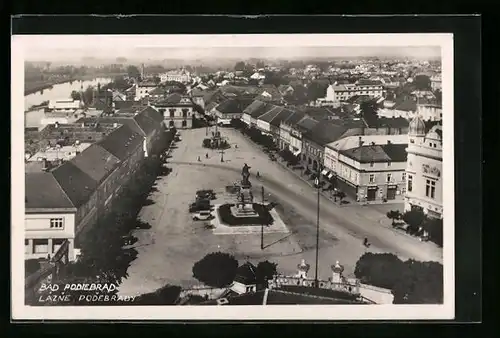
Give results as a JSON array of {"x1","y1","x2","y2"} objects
[{"x1": 404, "y1": 116, "x2": 443, "y2": 219}]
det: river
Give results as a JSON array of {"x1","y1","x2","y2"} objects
[{"x1": 25, "y1": 77, "x2": 112, "y2": 128}]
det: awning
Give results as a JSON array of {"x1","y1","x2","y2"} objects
[
  {"x1": 292, "y1": 149, "x2": 301, "y2": 157},
  {"x1": 328, "y1": 172, "x2": 335, "y2": 179},
  {"x1": 321, "y1": 169, "x2": 329, "y2": 176}
]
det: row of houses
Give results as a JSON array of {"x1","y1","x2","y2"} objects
[
  {"x1": 24, "y1": 106, "x2": 166, "y2": 263},
  {"x1": 212, "y1": 98, "x2": 442, "y2": 216}
]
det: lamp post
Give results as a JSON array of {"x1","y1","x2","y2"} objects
[
  {"x1": 261, "y1": 186, "x2": 265, "y2": 250},
  {"x1": 314, "y1": 163, "x2": 321, "y2": 288}
]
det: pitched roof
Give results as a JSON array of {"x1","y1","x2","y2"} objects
[
  {"x1": 215, "y1": 98, "x2": 254, "y2": 115},
  {"x1": 295, "y1": 116, "x2": 319, "y2": 132},
  {"x1": 305, "y1": 121, "x2": 349, "y2": 146},
  {"x1": 97, "y1": 125, "x2": 143, "y2": 161},
  {"x1": 257, "y1": 106, "x2": 283, "y2": 123},
  {"x1": 114, "y1": 100, "x2": 137, "y2": 110},
  {"x1": 51, "y1": 161, "x2": 98, "y2": 208},
  {"x1": 25, "y1": 172, "x2": 75, "y2": 210},
  {"x1": 339, "y1": 144, "x2": 408, "y2": 163},
  {"x1": 233, "y1": 262, "x2": 257, "y2": 285},
  {"x1": 393, "y1": 100, "x2": 417, "y2": 112},
  {"x1": 357, "y1": 79, "x2": 383, "y2": 86},
  {"x1": 269, "y1": 108, "x2": 294, "y2": 127},
  {"x1": 377, "y1": 117, "x2": 409, "y2": 129},
  {"x1": 70, "y1": 144, "x2": 121, "y2": 184},
  {"x1": 281, "y1": 110, "x2": 306, "y2": 127},
  {"x1": 243, "y1": 100, "x2": 271, "y2": 119}
]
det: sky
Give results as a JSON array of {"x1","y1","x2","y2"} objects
[{"x1": 13, "y1": 34, "x2": 444, "y2": 62}]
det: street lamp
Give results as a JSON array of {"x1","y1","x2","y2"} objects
[
  {"x1": 314, "y1": 163, "x2": 321, "y2": 288},
  {"x1": 261, "y1": 185, "x2": 265, "y2": 250}
]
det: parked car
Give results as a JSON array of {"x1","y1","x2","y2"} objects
[
  {"x1": 193, "y1": 210, "x2": 213, "y2": 221},
  {"x1": 268, "y1": 154, "x2": 277, "y2": 161},
  {"x1": 189, "y1": 201, "x2": 212, "y2": 213},
  {"x1": 196, "y1": 189, "x2": 216, "y2": 200},
  {"x1": 121, "y1": 235, "x2": 136, "y2": 246}
]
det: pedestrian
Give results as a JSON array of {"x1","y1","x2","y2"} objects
[
  {"x1": 256, "y1": 171, "x2": 260, "y2": 178},
  {"x1": 205, "y1": 153, "x2": 208, "y2": 159},
  {"x1": 235, "y1": 144, "x2": 238, "y2": 149},
  {"x1": 197, "y1": 156, "x2": 201, "y2": 162},
  {"x1": 363, "y1": 237, "x2": 370, "y2": 247}
]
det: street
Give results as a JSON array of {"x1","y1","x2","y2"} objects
[{"x1": 117, "y1": 127, "x2": 443, "y2": 296}]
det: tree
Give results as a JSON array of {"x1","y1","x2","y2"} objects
[
  {"x1": 256, "y1": 61, "x2": 266, "y2": 69},
  {"x1": 192, "y1": 252, "x2": 239, "y2": 287},
  {"x1": 402, "y1": 207, "x2": 426, "y2": 234},
  {"x1": 354, "y1": 252, "x2": 406, "y2": 290},
  {"x1": 386, "y1": 210, "x2": 402, "y2": 226},
  {"x1": 112, "y1": 75, "x2": 130, "y2": 90},
  {"x1": 422, "y1": 217, "x2": 443, "y2": 247},
  {"x1": 70, "y1": 90, "x2": 82, "y2": 101},
  {"x1": 392, "y1": 260, "x2": 443, "y2": 304},
  {"x1": 133, "y1": 284, "x2": 182, "y2": 305},
  {"x1": 234, "y1": 61, "x2": 246, "y2": 72},
  {"x1": 153, "y1": 76, "x2": 161, "y2": 84},
  {"x1": 255, "y1": 261, "x2": 278, "y2": 288},
  {"x1": 127, "y1": 65, "x2": 141, "y2": 79},
  {"x1": 413, "y1": 75, "x2": 431, "y2": 91},
  {"x1": 82, "y1": 86, "x2": 95, "y2": 106},
  {"x1": 306, "y1": 81, "x2": 328, "y2": 101}
]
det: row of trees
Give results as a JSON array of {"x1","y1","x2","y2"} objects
[
  {"x1": 239, "y1": 126, "x2": 277, "y2": 150},
  {"x1": 192, "y1": 252, "x2": 278, "y2": 289},
  {"x1": 30, "y1": 131, "x2": 176, "y2": 306},
  {"x1": 355, "y1": 252, "x2": 443, "y2": 304},
  {"x1": 386, "y1": 208, "x2": 443, "y2": 247}
]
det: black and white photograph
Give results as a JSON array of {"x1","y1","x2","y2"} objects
[{"x1": 11, "y1": 32, "x2": 455, "y2": 320}]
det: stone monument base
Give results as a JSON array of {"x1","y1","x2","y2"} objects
[{"x1": 230, "y1": 204, "x2": 259, "y2": 218}]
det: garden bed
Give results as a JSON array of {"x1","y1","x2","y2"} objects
[{"x1": 217, "y1": 203, "x2": 274, "y2": 226}]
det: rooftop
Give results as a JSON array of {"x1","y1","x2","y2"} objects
[
  {"x1": 339, "y1": 143, "x2": 408, "y2": 163},
  {"x1": 214, "y1": 98, "x2": 254, "y2": 115},
  {"x1": 25, "y1": 172, "x2": 75, "y2": 210},
  {"x1": 304, "y1": 121, "x2": 349, "y2": 146}
]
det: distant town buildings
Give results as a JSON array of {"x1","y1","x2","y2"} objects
[
  {"x1": 48, "y1": 99, "x2": 82, "y2": 113},
  {"x1": 160, "y1": 69, "x2": 192, "y2": 84},
  {"x1": 151, "y1": 93, "x2": 196, "y2": 129},
  {"x1": 404, "y1": 116, "x2": 443, "y2": 218},
  {"x1": 430, "y1": 75, "x2": 442, "y2": 91},
  {"x1": 317, "y1": 80, "x2": 384, "y2": 106}
]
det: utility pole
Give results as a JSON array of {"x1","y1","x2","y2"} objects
[
  {"x1": 261, "y1": 185, "x2": 265, "y2": 250},
  {"x1": 314, "y1": 163, "x2": 321, "y2": 288}
]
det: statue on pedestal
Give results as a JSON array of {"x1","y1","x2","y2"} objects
[
  {"x1": 331, "y1": 260, "x2": 345, "y2": 284},
  {"x1": 296, "y1": 259, "x2": 310, "y2": 279},
  {"x1": 241, "y1": 163, "x2": 252, "y2": 188}
]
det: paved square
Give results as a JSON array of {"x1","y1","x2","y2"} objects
[{"x1": 117, "y1": 127, "x2": 442, "y2": 297}]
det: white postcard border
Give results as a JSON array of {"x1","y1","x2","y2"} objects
[{"x1": 11, "y1": 33, "x2": 454, "y2": 320}]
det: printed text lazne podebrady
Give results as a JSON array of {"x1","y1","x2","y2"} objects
[{"x1": 37, "y1": 283, "x2": 136, "y2": 303}]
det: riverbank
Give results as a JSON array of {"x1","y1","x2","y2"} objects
[{"x1": 24, "y1": 73, "x2": 126, "y2": 95}]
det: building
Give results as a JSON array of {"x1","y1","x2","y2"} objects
[
  {"x1": 135, "y1": 81, "x2": 158, "y2": 100},
  {"x1": 25, "y1": 124, "x2": 145, "y2": 263},
  {"x1": 76, "y1": 106, "x2": 164, "y2": 158},
  {"x1": 212, "y1": 98, "x2": 254, "y2": 125},
  {"x1": 301, "y1": 121, "x2": 351, "y2": 173},
  {"x1": 160, "y1": 69, "x2": 192, "y2": 84},
  {"x1": 189, "y1": 88, "x2": 207, "y2": 109},
  {"x1": 290, "y1": 116, "x2": 319, "y2": 160},
  {"x1": 26, "y1": 142, "x2": 92, "y2": 162},
  {"x1": 256, "y1": 106, "x2": 293, "y2": 144},
  {"x1": 278, "y1": 110, "x2": 306, "y2": 152},
  {"x1": 404, "y1": 116, "x2": 443, "y2": 218},
  {"x1": 319, "y1": 80, "x2": 384, "y2": 103},
  {"x1": 241, "y1": 100, "x2": 272, "y2": 127},
  {"x1": 152, "y1": 93, "x2": 195, "y2": 129},
  {"x1": 430, "y1": 75, "x2": 442, "y2": 91},
  {"x1": 335, "y1": 142, "x2": 408, "y2": 202},
  {"x1": 47, "y1": 99, "x2": 82, "y2": 113}
]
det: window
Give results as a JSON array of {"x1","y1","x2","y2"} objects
[
  {"x1": 50, "y1": 218, "x2": 64, "y2": 229},
  {"x1": 433, "y1": 143, "x2": 437, "y2": 148},
  {"x1": 402, "y1": 172, "x2": 406, "y2": 181},
  {"x1": 426, "y1": 179, "x2": 436, "y2": 199},
  {"x1": 408, "y1": 175, "x2": 413, "y2": 192},
  {"x1": 386, "y1": 173, "x2": 392, "y2": 182},
  {"x1": 401, "y1": 187, "x2": 406, "y2": 194},
  {"x1": 25, "y1": 239, "x2": 30, "y2": 254},
  {"x1": 369, "y1": 174, "x2": 375, "y2": 183},
  {"x1": 181, "y1": 120, "x2": 187, "y2": 127},
  {"x1": 33, "y1": 239, "x2": 49, "y2": 254},
  {"x1": 370, "y1": 162, "x2": 374, "y2": 167},
  {"x1": 182, "y1": 109, "x2": 188, "y2": 117},
  {"x1": 169, "y1": 109, "x2": 175, "y2": 117},
  {"x1": 387, "y1": 161, "x2": 391, "y2": 167}
]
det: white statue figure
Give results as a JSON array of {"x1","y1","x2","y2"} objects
[
  {"x1": 296, "y1": 259, "x2": 310, "y2": 279},
  {"x1": 331, "y1": 260, "x2": 344, "y2": 284}
]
